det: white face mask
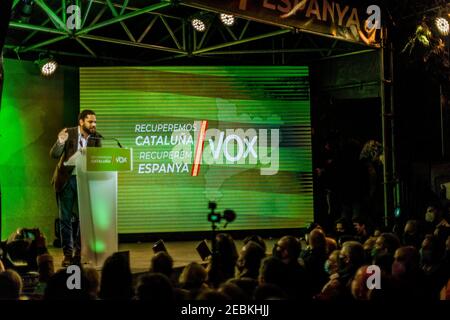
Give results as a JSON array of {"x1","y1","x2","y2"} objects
[{"x1": 425, "y1": 211, "x2": 435, "y2": 223}]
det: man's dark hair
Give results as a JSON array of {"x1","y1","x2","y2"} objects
[
  {"x1": 78, "y1": 109, "x2": 96, "y2": 122},
  {"x1": 136, "y1": 273, "x2": 175, "y2": 302},
  {"x1": 342, "y1": 241, "x2": 365, "y2": 267},
  {"x1": 306, "y1": 222, "x2": 322, "y2": 233},
  {"x1": 243, "y1": 235, "x2": 266, "y2": 253},
  {"x1": 150, "y1": 251, "x2": 174, "y2": 278},
  {"x1": 280, "y1": 236, "x2": 302, "y2": 260},
  {"x1": 352, "y1": 217, "x2": 367, "y2": 226},
  {"x1": 259, "y1": 256, "x2": 287, "y2": 289},
  {"x1": 379, "y1": 233, "x2": 401, "y2": 255},
  {"x1": 99, "y1": 253, "x2": 133, "y2": 300},
  {"x1": 240, "y1": 241, "x2": 266, "y2": 276},
  {"x1": 253, "y1": 283, "x2": 287, "y2": 300}
]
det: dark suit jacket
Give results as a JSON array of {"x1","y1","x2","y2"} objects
[{"x1": 50, "y1": 126, "x2": 101, "y2": 192}]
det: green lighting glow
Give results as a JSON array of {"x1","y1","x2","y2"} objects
[
  {"x1": 0, "y1": 66, "x2": 40, "y2": 237},
  {"x1": 91, "y1": 196, "x2": 112, "y2": 231},
  {"x1": 1, "y1": 59, "x2": 78, "y2": 239},
  {"x1": 91, "y1": 240, "x2": 106, "y2": 253}
]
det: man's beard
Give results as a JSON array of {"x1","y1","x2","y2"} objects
[{"x1": 82, "y1": 125, "x2": 95, "y2": 135}]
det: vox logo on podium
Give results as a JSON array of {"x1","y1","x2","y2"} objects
[{"x1": 115, "y1": 156, "x2": 128, "y2": 164}]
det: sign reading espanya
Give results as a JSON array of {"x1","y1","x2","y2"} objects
[{"x1": 182, "y1": 0, "x2": 381, "y2": 46}]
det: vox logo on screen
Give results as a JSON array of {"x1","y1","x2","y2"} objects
[
  {"x1": 178, "y1": 122, "x2": 280, "y2": 177},
  {"x1": 202, "y1": 128, "x2": 279, "y2": 175},
  {"x1": 136, "y1": 99, "x2": 282, "y2": 176}
]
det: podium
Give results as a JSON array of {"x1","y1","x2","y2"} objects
[{"x1": 71, "y1": 147, "x2": 132, "y2": 268}]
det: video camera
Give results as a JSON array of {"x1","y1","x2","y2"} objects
[
  {"x1": 207, "y1": 202, "x2": 236, "y2": 227},
  {"x1": 4, "y1": 228, "x2": 42, "y2": 272},
  {"x1": 7, "y1": 228, "x2": 40, "y2": 245},
  {"x1": 21, "y1": 228, "x2": 39, "y2": 241},
  {"x1": 208, "y1": 202, "x2": 220, "y2": 223}
]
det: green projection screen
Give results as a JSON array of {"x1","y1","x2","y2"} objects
[{"x1": 80, "y1": 67, "x2": 313, "y2": 234}]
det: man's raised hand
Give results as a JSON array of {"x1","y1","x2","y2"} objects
[{"x1": 58, "y1": 128, "x2": 68, "y2": 144}]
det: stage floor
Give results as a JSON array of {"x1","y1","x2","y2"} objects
[{"x1": 48, "y1": 239, "x2": 277, "y2": 274}]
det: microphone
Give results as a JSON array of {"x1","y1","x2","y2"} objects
[
  {"x1": 88, "y1": 134, "x2": 124, "y2": 148},
  {"x1": 111, "y1": 137, "x2": 124, "y2": 149}
]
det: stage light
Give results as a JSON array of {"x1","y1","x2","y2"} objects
[
  {"x1": 394, "y1": 207, "x2": 401, "y2": 219},
  {"x1": 190, "y1": 12, "x2": 213, "y2": 32},
  {"x1": 40, "y1": 59, "x2": 57, "y2": 76},
  {"x1": 192, "y1": 18, "x2": 206, "y2": 32},
  {"x1": 220, "y1": 13, "x2": 235, "y2": 26},
  {"x1": 435, "y1": 17, "x2": 449, "y2": 36},
  {"x1": 36, "y1": 57, "x2": 58, "y2": 76}
]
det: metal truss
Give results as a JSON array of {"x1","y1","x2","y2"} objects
[{"x1": 6, "y1": 0, "x2": 367, "y2": 65}]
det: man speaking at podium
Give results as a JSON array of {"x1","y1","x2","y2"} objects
[{"x1": 50, "y1": 110, "x2": 102, "y2": 267}]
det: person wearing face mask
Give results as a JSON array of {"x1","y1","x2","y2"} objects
[
  {"x1": 424, "y1": 205, "x2": 450, "y2": 232},
  {"x1": 420, "y1": 234, "x2": 449, "y2": 299},
  {"x1": 314, "y1": 250, "x2": 341, "y2": 300},
  {"x1": 419, "y1": 235, "x2": 441, "y2": 273},
  {"x1": 316, "y1": 241, "x2": 365, "y2": 300},
  {"x1": 333, "y1": 218, "x2": 354, "y2": 245},
  {"x1": 337, "y1": 241, "x2": 365, "y2": 281},
  {"x1": 324, "y1": 250, "x2": 340, "y2": 277},
  {"x1": 402, "y1": 220, "x2": 422, "y2": 248}
]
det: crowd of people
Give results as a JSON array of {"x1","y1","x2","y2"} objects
[{"x1": 0, "y1": 205, "x2": 449, "y2": 301}]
